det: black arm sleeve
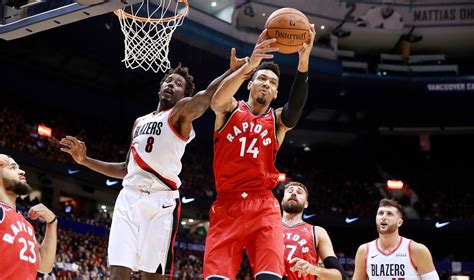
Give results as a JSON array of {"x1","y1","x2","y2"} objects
[
  {"x1": 280, "y1": 70, "x2": 308, "y2": 128},
  {"x1": 323, "y1": 256, "x2": 348, "y2": 280}
]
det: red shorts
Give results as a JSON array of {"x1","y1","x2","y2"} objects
[{"x1": 204, "y1": 190, "x2": 284, "y2": 279}]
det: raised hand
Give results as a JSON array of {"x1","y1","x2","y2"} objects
[
  {"x1": 247, "y1": 30, "x2": 279, "y2": 70},
  {"x1": 28, "y1": 203, "x2": 56, "y2": 224},
  {"x1": 59, "y1": 136, "x2": 88, "y2": 164},
  {"x1": 297, "y1": 24, "x2": 316, "y2": 72},
  {"x1": 230, "y1": 48, "x2": 248, "y2": 72}
]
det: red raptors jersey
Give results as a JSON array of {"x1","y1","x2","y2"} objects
[
  {"x1": 0, "y1": 202, "x2": 38, "y2": 280},
  {"x1": 214, "y1": 101, "x2": 280, "y2": 193},
  {"x1": 283, "y1": 222, "x2": 318, "y2": 280}
]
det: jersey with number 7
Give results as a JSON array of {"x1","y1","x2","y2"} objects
[
  {"x1": 0, "y1": 203, "x2": 38, "y2": 280},
  {"x1": 213, "y1": 101, "x2": 279, "y2": 193}
]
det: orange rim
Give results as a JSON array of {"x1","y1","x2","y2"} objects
[{"x1": 113, "y1": 0, "x2": 188, "y2": 23}]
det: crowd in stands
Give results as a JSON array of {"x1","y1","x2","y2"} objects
[{"x1": 2, "y1": 105, "x2": 473, "y2": 221}]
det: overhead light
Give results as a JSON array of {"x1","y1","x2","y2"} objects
[
  {"x1": 181, "y1": 221, "x2": 186, "y2": 225},
  {"x1": 304, "y1": 146, "x2": 311, "y2": 152},
  {"x1": 278, "y1": 173, "x2": 286, "y2": 182},
  {"x1": 321, "y1": 25, "x2": 325, "y2": 30},
  {"x1": 101, "y1": 205, "x2": 106, "y2": 209},
  {"x1": 38, "y1": 124, "x2": 52, "y2": 137},
  {"x1": 262, "y1": 13, "x2": 266, "y2": 16},
  {"x1": 387, "y1": 180, "x2": 404, "y2": 190},
  {"x1": 189, "y1": 219, "x2": 194, "y2": 223},
  {"x1": 211, "y1": 1, "x2": 216, "y2": 7}
]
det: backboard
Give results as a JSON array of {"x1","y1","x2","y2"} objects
[{"x1": 0, "y1": 0, "x2": 142, "y2": 40}]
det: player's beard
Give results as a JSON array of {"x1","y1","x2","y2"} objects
[
  {"x1": 3, "y1": 178, "x2": 32, "y2": 195},
  {"x1": 256, "y1": 96, "x2": 266, "y2": 105},
  {"x1": 376, "y1": 222, "x2": 398, "y2": 235},
  {"x1": 282, "y1": 199, "x2": 304, "y2": 214}
]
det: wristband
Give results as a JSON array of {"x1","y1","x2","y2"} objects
[{"x1": 48, "y1": 216, "x2": 57, "y2": 224}]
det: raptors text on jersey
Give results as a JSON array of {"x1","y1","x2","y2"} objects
[
  {"x1": 214, "y1": 101, "x2": 280, "y2": 193},
  {"x1": 0, "y1": 202, "x2": 38, "y2": 280},
  {"x1": 283, "y1": 222, "x2": 318, "y2": 280}
]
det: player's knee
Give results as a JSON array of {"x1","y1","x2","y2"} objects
[
  {"x1": 255, "y1": 272, "x2": 282, "y2": 280},
  {"x1": 110, "y1": 265, "x2": 132, "y2": 280}
]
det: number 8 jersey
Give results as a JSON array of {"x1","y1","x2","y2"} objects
[
  {"x1": 123, "y1": 109, "x2": 195, "y2": 191},
  {"x1": 213, "y1": 101, "x2": 280, "y2": 193},
  {"x1": 0, "y1": 202, "x2": 38, "y2": 280}
]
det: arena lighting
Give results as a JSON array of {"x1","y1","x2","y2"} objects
[
  {"x1": 278, "y1": 173, "x2": 286, "y2": 182},
  {"x1": 37, "y1": 124, "x2": 52, "y2": 137},
  {"x1": 387, "y1": 180, "x2": 404, "y2": 190}
]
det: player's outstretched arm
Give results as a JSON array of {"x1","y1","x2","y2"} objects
[
  {"x1": 210, "y1": 30, "x2": 278, "y2": 115},
  {"x1": 277, "y1": 24, "x2": 315, "y2": 135},
  {"x1": 353, "y1": 244, "x2": 368, "y2": 280},
  {"x1": 173, "y1": 48, "x2": 248, "y2": 122},
  {"x1": 60, "y1": 135, "x2": 128, "y2": 179},
  {"x1": 410, "y1": 241, "x2": 439, "y2": 280},
  {"x1": 28, "y1": 204, "x2": 57, "y2": 273}
]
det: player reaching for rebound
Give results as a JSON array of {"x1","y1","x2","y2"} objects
[
  {"x1": 205, "y1": 25, "x2": 315, "y2": 280},
  {"x1": 59, "y1": 52, "x2": 247, "y2": 280},
  {"x1": 353, "y1": 199, "x2": 439, "y2": 280},
  {"x1": 0, "y1": 154, "x2": 57, "y2": 280},
  {"x1": 281, "y1": 182, "x2": 346, "y2": 280}
]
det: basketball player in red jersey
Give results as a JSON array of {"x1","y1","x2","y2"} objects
[
  {"x1": 281, "y1": 182, "x2": 346, "y2": 280},
  {"x1": 0, "y1": 154, "x2": 57, "y2": 280},
  {"x1": 205, "y1": 25, "x2": 316, "y2": 280},
  {"x1": 353, "y1": 199, "x2": 438, "y2": 280},
  {"x1": 60, "y1": 52, "x2": 247, "y2": 280}
]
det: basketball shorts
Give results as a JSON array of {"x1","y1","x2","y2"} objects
[
  {"x1": 108, "y1": 186, "x2": 180, "y2": 274},
  {"x1": 204, "y1": 190, "x2": 284, "y2": 279}
]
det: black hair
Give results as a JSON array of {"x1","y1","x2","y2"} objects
[
  {"x1": 252, "y1": 61, "x2": 280, "y2": 81},
  {"x1": 160, "y1": 63, "x2": 195, "y2": 97}
]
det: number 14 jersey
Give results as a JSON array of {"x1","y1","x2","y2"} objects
[{"x1": 214, "y1": 101, "x2": 280, "y2": 193}]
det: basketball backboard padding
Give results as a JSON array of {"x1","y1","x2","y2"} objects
[
  {"x1": 76, "y1": 0, "x2": 108, "y2": 7},
  {"x1": 0, "y1": 0, "x2": 141, "y2": 40}
]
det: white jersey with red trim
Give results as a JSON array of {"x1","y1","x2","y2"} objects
[
  {"x1": 123, "y1": 109, "x2": 195, "y2": 191},
  {"x1": 366, "y1": 237, "x2": 420, "y2": 280}
]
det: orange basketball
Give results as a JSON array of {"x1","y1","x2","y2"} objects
[{"x1": 264, "y1": 8, "x2": 310, "y2": 54}]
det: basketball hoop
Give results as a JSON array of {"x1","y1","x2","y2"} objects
[{"x1": 114, "y1": 0, "x2": 189, "y2": 73}]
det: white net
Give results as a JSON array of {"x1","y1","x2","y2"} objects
[{"x1": 114, "y1": 0, "x2": 188, "y2": 73}]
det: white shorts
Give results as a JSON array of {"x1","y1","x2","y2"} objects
[{"x1": 108, "y1": 186, "x2": 180, "y2": 274}]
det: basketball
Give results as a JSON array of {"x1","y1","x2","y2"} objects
[{"x1": 264, "y1": 8, "x2": 311, "y2": 54}]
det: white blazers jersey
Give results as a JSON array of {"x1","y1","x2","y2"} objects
[
  {"x1": 366, "y1": 237, "x2": 420, "y2": 280},
  {"x1": 122, "y1": 109, "x2": 195, "y2": 191}
]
